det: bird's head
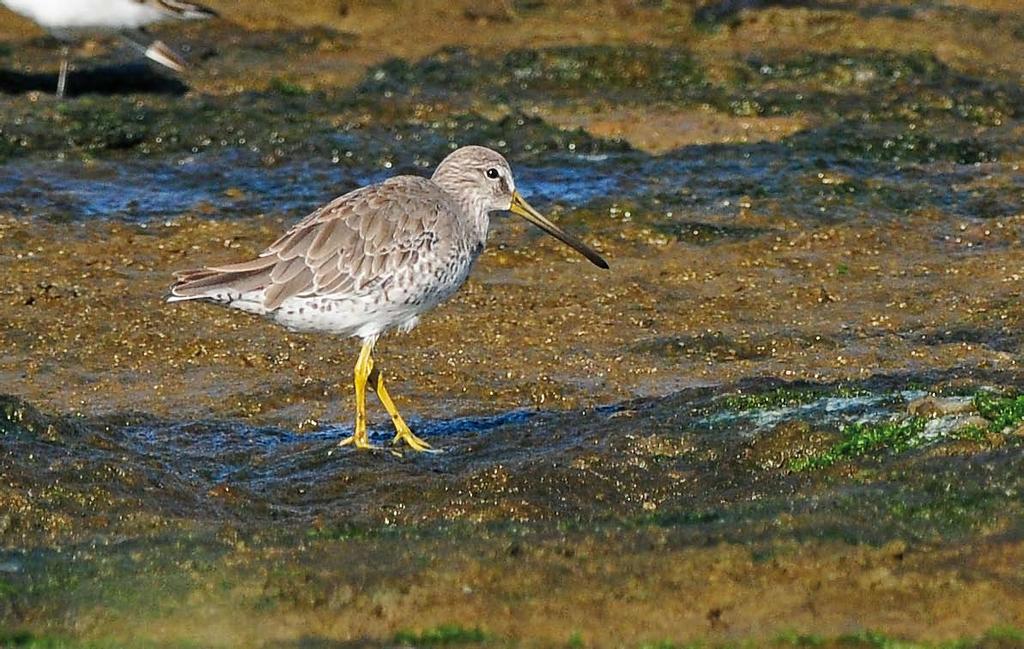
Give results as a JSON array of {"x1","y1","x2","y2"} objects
[{"x1": 431, "y1": 146, "x2": 608, "y2": 269}]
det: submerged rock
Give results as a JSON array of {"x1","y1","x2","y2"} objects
[
  {"x1": 921, "y1": 414, "x2": 991, "y2": 441},
  {"x1": 907, "y1": 395, "x2": 978, "y2": 418},
  {"x1": 0, "y1": 394, "x2": 86, "y2": 441}
]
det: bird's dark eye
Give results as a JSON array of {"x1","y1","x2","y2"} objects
[{"x1": 486, "y1": 168, "x2": 500, "y2": 179}]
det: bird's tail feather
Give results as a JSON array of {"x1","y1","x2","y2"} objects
[{"x1": 167, "y1": 267, "x2": 270, "y2": 303}]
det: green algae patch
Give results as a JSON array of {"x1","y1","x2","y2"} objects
[
  {"x1": 748, "y1": 51, "x2": 947, "y2": 88},
  {"x1": 645, "y1": 221, "x2": 769, "y2": 246},
  {"x1": 718, "y1": 387, "x2": 828, "y2": 412},
  {"x1": 0, "y1": 635, "x2": 212, "y2": 649},
  {"x1": 633, "y1": 628, "x2": 1024, "y2": 649},
  {"x1": 439, "y1": 111, "x2": 633, "y2": 158},
  {"x1": 267, "y1": 77, "x2": 308, "y2": 97},
  {"x1": 630, "y1": 333, "x2": 835, "y2": 363},
  {"x1": 734, "y1": 48, "x2": 1022, "y2": 121},
  {"x1": 884, "y1": 480, "x2": 1011, "y2": 539},
  {"x1": 792, "y1": 124, "x2": 1003, "y2": 165},
  {"x1": 789, "y1": 417, "x2": 927, "y2": 472},
  {"x1": 0, "y1": 632, "x2": 197, "y2": 649},
  {"x1": 354, "y1": 44, "x2": 1024, "y2": 130},
  {"x1": 831, "y1": 628, "x2": 1024, "y2": 648},
  {"x1": 358, "y1": 45, "x2": 710, "y2": 106},
  {"x1": 665, "y1": 627, "x2": 1024, "y2": 649},
  {"x1": 676, "y1": 627, "x2": 1024, "y2": 648},
  {"x1": 973, "y1": 393, "x2": 1024, "y2": 433},
  {"x1": 787, "y1": 390, "x2": 1024, "y2": 473},
  {"x1": 0, "y1": 91, "x2": 629, "y2": 166},
  {"x1": 393, "y1": 625, "x2": 489, "y2": 646}
]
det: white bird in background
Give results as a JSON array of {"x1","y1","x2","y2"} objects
[{"x1": 0, "y1": 0, "x2": 218, "y2": 97}]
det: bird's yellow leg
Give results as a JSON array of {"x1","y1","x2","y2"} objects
[
  {"x1": 338, "y1": 339, "x2": 377, "y2": 450},
  {"x1": 367, "y1": 367, "x2": 435, "y2": 452}
]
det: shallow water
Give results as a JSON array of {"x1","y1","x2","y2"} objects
[{"x1": 0, "y1": 151, "x2": 642, "y2": 221}]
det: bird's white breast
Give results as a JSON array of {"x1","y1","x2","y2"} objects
[{"x1": 1, "y1": 0, "x2": 168, "y2": 29}]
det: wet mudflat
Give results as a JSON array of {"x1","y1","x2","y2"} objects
[{"x1": 2, "y1": 1, "x2": 1024, "y2": 647}]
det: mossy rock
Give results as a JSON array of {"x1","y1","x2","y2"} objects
[{"x1": 0, "y1": 395, "x2": 85, "y2": 441}]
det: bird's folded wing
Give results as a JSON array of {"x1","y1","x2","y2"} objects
[{"x1": 208, "y1": 177, "x2": 455, "y2": 310}]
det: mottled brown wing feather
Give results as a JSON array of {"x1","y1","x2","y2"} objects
[{"x1": 171, "y1": 176, "x2": 456, "y2": 311}]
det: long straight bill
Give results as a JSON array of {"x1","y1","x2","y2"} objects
[
  {"x1": 509, "y1": 192, "x2": 609, "y2": 269},
  {"x1": 144, "y1": 40, "x2": 188, "y2": 72}
]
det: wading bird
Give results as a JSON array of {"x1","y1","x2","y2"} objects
[
  {"x1": 0, "y1": 0, "x2": 217, "y2": 97},
  {"x1": 169, "y1": 146, "x2": 608, "y2": 452}
]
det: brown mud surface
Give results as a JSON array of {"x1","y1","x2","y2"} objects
[{"x1": 1, "y1": 1, "x2": 1024, "y2": 647}]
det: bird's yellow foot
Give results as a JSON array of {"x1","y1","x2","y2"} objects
[
  {"x1": 337, "y1": 430, "x2": 378, "y2": 450},
  {"x1": 391, "y1": 426, "x2": 435, "y2": 452},
  {"x1": 367, "y1": 366, "x2": 439, "y2": 453}
]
